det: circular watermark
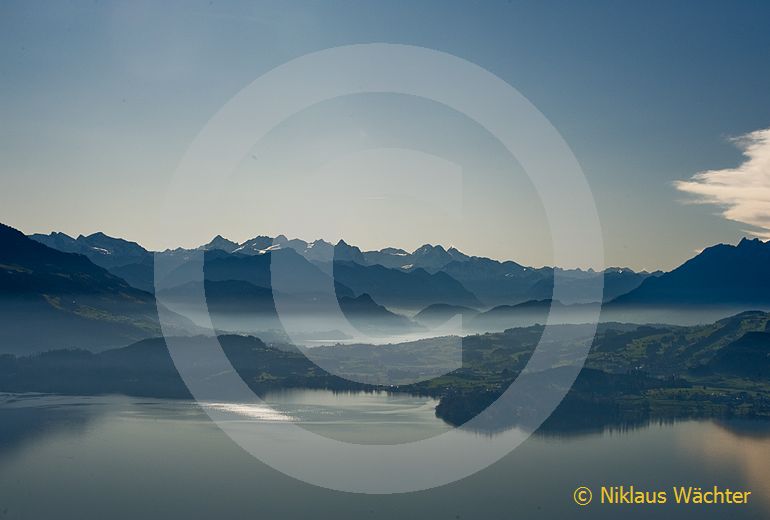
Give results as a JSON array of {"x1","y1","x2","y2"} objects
[{"x1": 154, "y1": 43, "x2": 603, "y2": 494}]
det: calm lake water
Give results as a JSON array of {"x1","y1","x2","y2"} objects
[{"x1": 1, "y1": 391, "x2": 769, "y2": 520}]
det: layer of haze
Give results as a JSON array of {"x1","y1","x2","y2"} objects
[{"x1": 2, "y1": 1, "x2": 770, "y2": 270}]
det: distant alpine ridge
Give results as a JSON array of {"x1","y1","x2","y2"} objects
[
  {"x1": 30, "y1": 230, "x2": 659, "y2": 306},
  {"x1": 0, "y1": 221, "x2": 765, "y2": 354}
]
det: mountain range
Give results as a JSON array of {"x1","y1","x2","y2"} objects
[
  {"x1": 3, "y1": 222, "x2": 767, "y2": 353},
  {"x1": 30, "y1": 229, "x2": 658, "y2": 307},
  {"x1": 0, "y1": 223, "x2": 197, "y2": 353},
  {"x1": 612, "y1": 238, "x2": 770, "y2": 307},
  {"x1": 157, "y1": 280, "x2": 420, "y2": 337}
]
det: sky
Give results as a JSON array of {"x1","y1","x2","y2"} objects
[{"x1": 1, "y1": 0, "x2": 770, "y2": 270}]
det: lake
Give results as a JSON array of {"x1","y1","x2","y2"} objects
[{"x1": 1, "y1": 391, "x2": 769, "y2": 519}]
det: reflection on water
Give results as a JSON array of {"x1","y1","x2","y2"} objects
[
  {"x1": 207, "y1": 389, "x2": 450, "y2": 444},
  {"x1": 1, "y1": 392, "x2": 770, "y2": 519},
  {"x1": 682, "y1": 420, "x2": 770, "y2": 510},
  {"x1": 202, "y1": 402, "x2": 296, "y2": 422}
]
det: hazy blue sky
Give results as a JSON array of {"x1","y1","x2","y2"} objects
[{"x1": 2, "y1": 0, "x2": 769, "y2": 270}]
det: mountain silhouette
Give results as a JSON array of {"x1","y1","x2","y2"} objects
[
  {"x1": 29, "y1": 229, "x2": 769, "y2": 317},
  {"x1": 413, "y1": 303, "x2": 480, "y2": 328},
  {"x1": 200, "y1": 235, "x2": 240, "y2": 253},
  {"x1": 31, "y1": 231, "x2": 150, "y2": 269},
  {"x1": 332, "y1": 261, "x2": 481, "y2": 309},
  {"x1": 157, "y1": 279, "x2": 419, "y2": 335},
  {"x1": 1, "y1": 223, "x2": 195, "y2": 353},
  {"x1": 612, "y1": 238, "x2": 770, "y2": 307}
]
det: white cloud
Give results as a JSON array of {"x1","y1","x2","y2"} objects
[{"x1": 675, "y1": 127, "x2": 770, "y2": 239}]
